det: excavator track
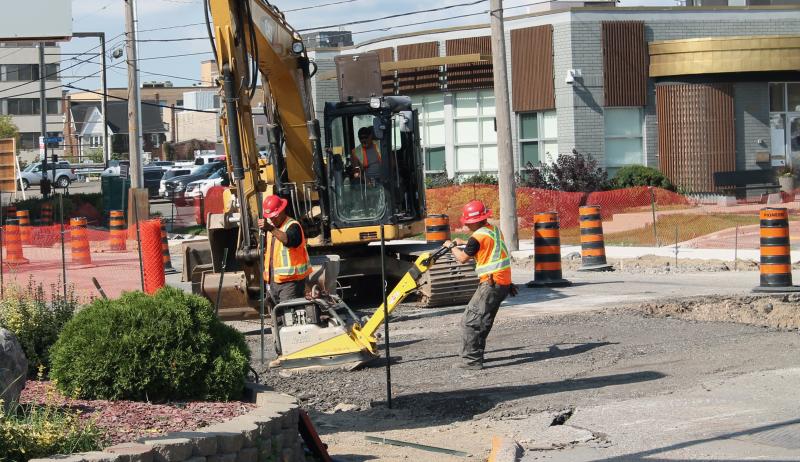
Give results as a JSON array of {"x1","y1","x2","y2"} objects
[{"x1": 416, "y1": 253, "x2": 479, "y2": 307}]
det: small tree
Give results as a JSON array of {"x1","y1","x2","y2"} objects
[
  {"x1": 85, "y1": 147, "x2": 104, "y2": 164},
  {"x1": 0, "y1": 115, "x2": 20, "y2": 145},
  {"x1": 517, "y1": 150, "x2": 610, "y2": 192}
]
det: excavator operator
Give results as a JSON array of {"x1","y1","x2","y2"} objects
[
  {"x1": 350, "y1": 127, "x2": 382, "y2": 186},
  {"x1": 258, "y1": 195, "x2": 312, "y2": 304}
]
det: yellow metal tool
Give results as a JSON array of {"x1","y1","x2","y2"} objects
[{"x1": 270, "y1": 246, "x2": 451, "y2": 369}]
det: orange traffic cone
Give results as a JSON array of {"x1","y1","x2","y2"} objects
[
  {"x1": 70, "y1": 217, "x2": 92, "y2": 265},
  {"x1": 16, "y1": 210, "x2": 31, "y2": 244},
  {"x1": 4, "y1": 219, "x2": 29, "y2": 264},
  {"x1": 109, "y1": 210, "x2": 126, "y2": 251}
]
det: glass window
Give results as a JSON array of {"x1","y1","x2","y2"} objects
[
  {"x1": 770, "y1": 114, "x2": 786, "y2": 157},
  {"x1": 412, "y1": 94, "x2": 447, "y2": 172},
  {"x1": 770, "y1": 83, "x2": 786, "y2": 112},
  {"x1": 47, "y1": 99, "x2": 61, "y2": 115},
  {"x1": 788, "y1": 83, "x2": 800, "y2": 112},
  {"x1": 45, "y1": 64, "x2": 59, "y2": 81},
  {"x1": 453, "y1": 90, "x2": 497, "y2": 174},
  {"x1": 517, "y1": 111, "x2": 558, "y2": 168},
  {"x1": 604, "y1": 107, "x2": 643, "y2": 173}
]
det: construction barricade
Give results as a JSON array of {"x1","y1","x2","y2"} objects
[
  {"x1": 70, "y1": 217, "x2": 92, "y2": 266},
  {"x1": 578, "y1": 205, "x2": 612, "y2": 271},
  {"x1": 3, "y1": 219, "x2": 29, "y2": 265},
  {"x1": 16, "y1": 210, "x2": 31, "y2": 244},
  {"x1": 754, "y1": 207, "x2": 799, "y2": 292},
  {"x1": 40, "y1": 202, "x2": 53, "y2": 225},
  {"x1": 526, "y1": 212, "x2": 571, "y2": 288},
  {"x1": 160, "y1": 220, "x2": 175, "y2": 273},
  {"x1": 141, "y1": 219, "x2": 165, "y2": 294},
  {"x1": 109, "y1": 210, "x2": 127, "y2": 251},
  {"x1": 425, "y1": 214, "x2": 450, "y2": 244}
]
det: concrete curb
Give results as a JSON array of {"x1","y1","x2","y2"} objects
[
  {"x1": 29, "y1": 384, "x2": 305, "y2": 462},
  {"x1": 487, "y1": 436, "x2": 522, "y2": 462}
]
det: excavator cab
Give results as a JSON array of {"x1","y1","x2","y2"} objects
[{"x1": 322, "y1": 97, "x2": 426, "y2": 243}]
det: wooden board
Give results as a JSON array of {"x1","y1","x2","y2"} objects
[{"x1": 0, "y1": 138, "x2": 17, "y2": 193}]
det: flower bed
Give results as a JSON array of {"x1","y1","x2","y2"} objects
[{"x1": 20, "y1": 381, "x2": 256, "y2": 446}]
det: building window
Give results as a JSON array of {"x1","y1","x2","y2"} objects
[
  {"x1": 769, "y1": 82, "x2": 800, "y2": 168},
  {"x1": 604, "y1": 107, "x2": 644, "y2": 176},
  {"x1": 517, "y1": 111, "x2": 558, "y2": 168},
  {"x1": 411, "y1": 94, "x2": 446, "y2": 172},
  {"x1": 1, "y1": 98, "x2": 61, "y2": 115},
  {"x1": 256, "y1": 125, "x2": 265, "y2": 136},
  {"x1": 18, "y1": 133, "x2": 40, "y2": 150},
  {"x1": 453, "y1": 89, "x2": 496, "y2": 174}
]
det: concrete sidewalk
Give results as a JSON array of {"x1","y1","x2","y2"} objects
[{"x1": 512, "y1": 242, "x2": 800, "y2": 262}]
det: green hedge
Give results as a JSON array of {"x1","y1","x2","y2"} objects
[
  {"x1": 612, "y1": 165, "x2": 675, "y2": 191},
  {"x1": 8, "y1": 193, "x2": 104, "y2": 224},
  {"x1": 49, "y1": 287, "x2": 250, "y2": 402}
]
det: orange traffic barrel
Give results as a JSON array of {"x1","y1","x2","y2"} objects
[
  {"x1": 194, "y1": 197, "x2": 205, "y2": 225},
  {"x1": 425, "y1": 214, "x2": 451, "y2": 244},
  {"x1": 754, "y1": 207, "x2": 799, "y2": 292},
  {"x1": 16, "y1": 210, "x2": 31, "y2": 244},
  {"x1": 40, "y1": 202, "x2": 53, "y2": 226},
  {"x1": 526, "y1": 212, "x2": 571, "y2": 288},
  {"x1": 70, "y1": 217, "x2": 92, "y2": 265},
  {"x1": 109, "y1": 210, "x2": 127, "y2": 251},
  {"x1": 578, "y1": 205, "x2": 612, "y2": 271},
  {"x1": 3, "y1": 219, "x2": 29, "y2": 265},
  {"x1": 160, "y1": 220, "x2": 176, "y2": 273},
  {"x1": 5, "y1": 203, "x2": 16, "y2": 224}
]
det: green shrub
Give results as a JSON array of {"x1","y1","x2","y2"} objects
[
  {"x1": 459, "y1": 174, "x2": 498, "y2": 185},
  {"x1": 425, "y1": 172, "x2": 456, "y2": 189},
  {"x1": 11, "y1": 193, "x2": 103, "y2": 224},
  {"x1": 516, "y1": 150, "x2": 609, "y2": 192},
  {"x1": 49, "y1": 287, "x2": 250, "y2": 402},
  {"x1": 612, "y1": 165, "x2": 675, "y2": 191},
  {"x1": 0, "y1": 401, "x2": 105, "y2": 461},
  {"x1": 0, "y1": 279, "x2": 79, "y2": 377}
]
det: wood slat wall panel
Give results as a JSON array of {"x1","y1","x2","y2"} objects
[
  {"x1": 602, "y1": 21, "x2": 648, "y2": 107},
  {"x1": 656, "y1": 83, "x2": 736, "y2": 193},
  {"x1": 511, "y1": 25, "x2": 554, "y2": 112},
  {"x1": 446, "y1": 36, "x2": 493, "y2": 91},
  {"x1": 373, "y1": 47, "x2": 396, "y2": 96},
  {"x1": 397, "y1": 42, "x2": 440, "y2": 94}
]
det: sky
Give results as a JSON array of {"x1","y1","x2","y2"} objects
[{"x1": 62, "y1": 0, "x2": 676, "y2": 90}]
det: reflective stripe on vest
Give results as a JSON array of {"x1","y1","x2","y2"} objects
[
  {"x1": 473, "y1": 225, "x2": 511, "y2": 277},
  {"x1": 357, "y1": 140, "x2": 381, "y2": 167},
  {"x1": 264, "y1": 218, "x2": 311, "y2": 282}
]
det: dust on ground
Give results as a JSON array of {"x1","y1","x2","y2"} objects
[
  {"x1": 513, "y1": 253, "x2": 760, "y2": 274},
  {"x1": 627, "y1": 293, "x2": 800, "y2": 331}
]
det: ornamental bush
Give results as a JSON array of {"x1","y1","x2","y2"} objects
[
  {"x1": 612, "y1": 165, "x2": 675, "y2": 191},
  {"x1": 49, "y1": 286, "x2": 249, "y2": 402}
]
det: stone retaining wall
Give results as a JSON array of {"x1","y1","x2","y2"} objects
[{"x1": 30, "y1": 386, "x2": 306, "y2": 462}]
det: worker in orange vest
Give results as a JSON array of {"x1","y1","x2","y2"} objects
[
  {"x1": 350, "y1": 127, "x2": 382, "y2": 185},
  {"x1": 444, "y1": 199, "x2": 514, "y2": 370},
  {"x1": 258, "y1": 194, "x2": 312, "y2": 304}
]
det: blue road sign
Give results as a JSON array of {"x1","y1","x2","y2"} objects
[{"x1": 44, "y1": 137, "x2": 63, "y2": 143}]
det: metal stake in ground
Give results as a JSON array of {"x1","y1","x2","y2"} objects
[
  {"x1": 650, "y1": 186, "x2": 659, "y2": 247},
  {"x1": 734, "y1": 225, "x2": 739, "y2": 271},
  {"x1": 215, "y1": 247, "x2": 229, "y2": 316},
  {"x1": 0, "y1": 222, "x2": 4, "y2": 299},
  {"x1": 380, "y1": 224, "x2": 392, "y2": 409},
  {"x1": 674, "y1": 225, "x2": 678, "y2": 270},
  {"x1": 59, "y1": 194, "x2": 67, "y2": 300},
  {"x1": 133, "y1": 193, "x2": 145, "y2": 292},
  {"x1": 258, "y1": 232, "x2": 266, "y2": 364}
]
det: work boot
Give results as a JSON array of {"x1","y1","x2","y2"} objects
[{"x1": 454, "y1": 362, "x2": 483, "y2": 371}]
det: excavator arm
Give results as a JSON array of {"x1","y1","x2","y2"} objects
[{"x1": 205, "y1": 0, "x2": 324, "y2": 265}]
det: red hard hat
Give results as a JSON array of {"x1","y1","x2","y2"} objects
[
  {"x1": 262, "y1": 195, "x2": 288, "y2": 219},
  {"x1": 461, "y1": 199, "x2": 491, "y2": 225}
]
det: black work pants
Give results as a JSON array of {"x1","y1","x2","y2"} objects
[
  {"x1": 461, "y1": 282, "x2": 510, "y2": 365},
  {"x1": 269, "y1": 279, "x2": 306, "y2": 305}
]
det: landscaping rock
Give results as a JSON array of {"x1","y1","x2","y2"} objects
[
  {"x1": 0, "y1": 328, "x2": 27, "y2": 410},
  {"x1": 235, "y1": 448, "x2": 258, "y2": 462},
  {"x1": 138, "y1": 436, "x2": 193, "y2": 462},
  {"x1": 105, "y1": 443, "x2": 154, "y2": 462}
]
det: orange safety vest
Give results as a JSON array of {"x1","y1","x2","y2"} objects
[
  {"x1": 472, "y1": 224, "x2": 512, "y2": 286},
  {"x1": 352, "y1": 140, "x2": 382, "y2": 167},
  {"x1": 263, "y1": 218, "x2": 312, "y2": 283}
]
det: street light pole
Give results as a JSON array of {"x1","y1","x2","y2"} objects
[{"x1": 489, "y1": 0, "x2": 519, "y2": 250}]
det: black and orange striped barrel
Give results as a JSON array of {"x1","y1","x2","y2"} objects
[
  {"x1": 578, "y1": 205, "x2": 611, "y2": 271},
  {"x1": 160, "y1": 220, "x2": 175, "y2": 273},
  {"x1": 5, "y1": 203, "x2": 16, "y2": 224},
  {"x1": 425, "y1": 214, "x2": 451, "y2": 244},
  {"x1": 16, "y1": 210, "x2": 31, "y2": 244},
  {"x1": 3, "y1": 219, "x2": 29, "y2": 264},
  {"x1": 757, "y1": 207, "x2": 793, "y2": 289},
  {"x1": 109, "y1": 210, "x2": 126, "y2": 251},
  {"x1": 526, "y1": 212, "x2": 571, "y2": 288},
  {"x1": 70, "y1": 217, "x2": 92, "y2": 265},
  {"x1": 40, "y1": 202, "x2": 53, "y2": 226}
]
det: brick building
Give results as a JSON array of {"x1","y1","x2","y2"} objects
[{"x1": 309, "y1": 4, "x2": 800, "y2": 192}]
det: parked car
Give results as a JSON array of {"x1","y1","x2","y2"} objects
[
  {"x1": 194, "y1": 154, "x2": 225, "y2": 166},
  {"x1": 143, "y1": 166, "x2": 165, "y2": 198},
  {"x1": 163, "y1": 161, "x2": 224, "y2": 204},
  {"x1": 185, "y1": 166, "x2": 229, "y2": 203},
  {"x1": 146, "y1": 160, "x2": 175, "y2": 172},
  {"x1": 159, "y1": 167, "x2": 193, "y2": 198},
  {"x1": 18, "y1": 161, "x2": 78, "y2": 190}
]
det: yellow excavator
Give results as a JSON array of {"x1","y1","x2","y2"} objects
[{"x1": 181, "y1": 0, "x2": 478, "y2": 319}]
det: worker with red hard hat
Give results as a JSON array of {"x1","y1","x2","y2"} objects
[
  {"x1": 444, "y1": 199, "x2": 514, "y2": 370},
  {"x1": 258, "y1": 194, "x2": 312, "y2": 304}
]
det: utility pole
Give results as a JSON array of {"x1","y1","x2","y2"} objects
[
  {"x1": 73, "y1": 32, "x2": 110, "y2": 167},
  {"x1": 489, "y1": 0, "x2": 518, "y2": 250},
  {"x1": 38, "y1": 43, "x2": 50, "y2": 198},
  {"x1": 125, "y1": 0, "x2": 144, "y2": 188}
]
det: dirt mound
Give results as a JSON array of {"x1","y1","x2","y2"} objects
[
  {"x1": 629, "y1": 294, "x2": 800, "y2": 330},
  {"x1": 513, "y1": 254, "x2": 760, "y2": 274}
]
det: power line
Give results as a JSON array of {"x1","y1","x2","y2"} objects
[
  {"x1": 298, "y1": 0, "x2": 485, "y2": 32},
  {"x1": 137, "y1": 22, "x2": 208, "y2": 33},
  {"x1": 137, "y1": 51, "x2": 214, "y2": 61},
  {"x1": 108, "y1": 61, "x2": 213, "y2": 84},
  {"x1": 284, "y1": 0, "x2": 358, "y2": 12},
  {"x1": 0, "y1": 71, "x2": 103, "y2": 99},
  {"x1": 135, "y1": 37, "x2": 209, "y2": 42},
  {"x1": 65, "y1": 85, "x2": 218, "y2": 113}
]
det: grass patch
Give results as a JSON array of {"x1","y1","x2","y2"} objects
[
  {"x1": 171, "y1": 224, "x2": 207, "y2": 236},
  {"x1": 559, "y1": 213, "x2": 760, "y2": 246}
]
